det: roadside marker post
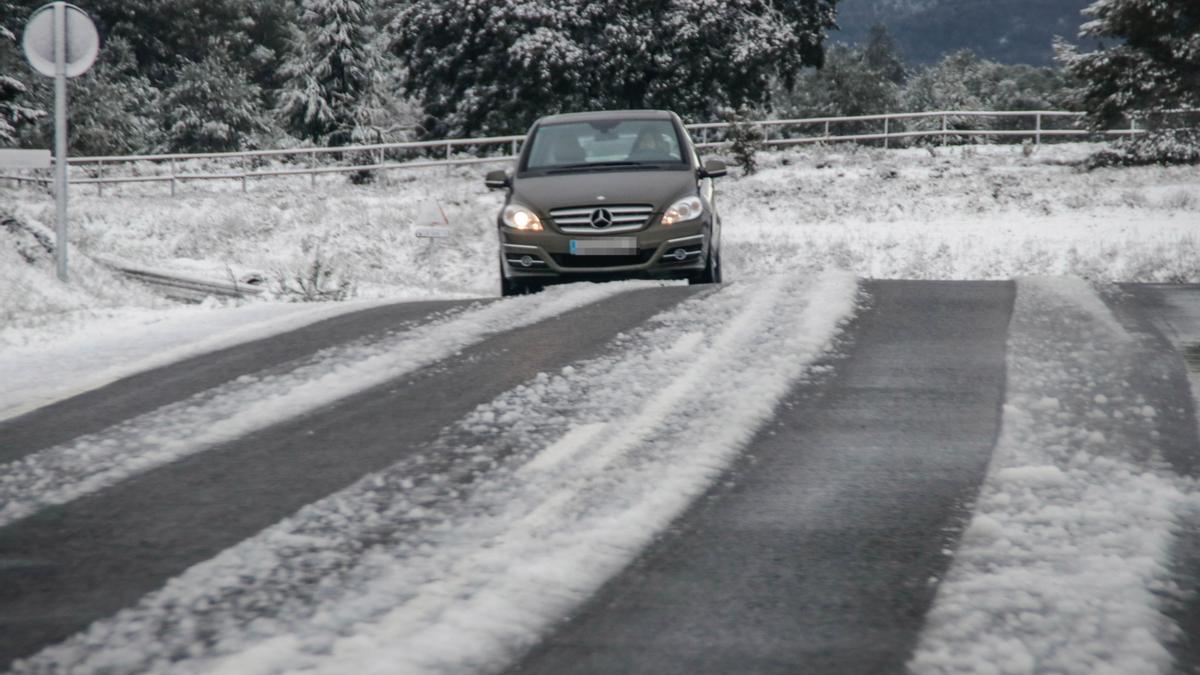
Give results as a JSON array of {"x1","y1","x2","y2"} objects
[
  {"x1": 21, "y1": 2, "x2": 99, "y2": 282},
  {"x1": 414, "y1": 201, "x2": 452, "y2": 247}
]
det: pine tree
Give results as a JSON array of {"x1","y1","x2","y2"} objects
[
  {"x1": 0, "y1": 8, "x2": 43, "y2": 145},
  {"x1": 277, "y1": 0, "x2": 378, "y2": 146},
  {"x1": 389, "y1": 0, "x2": 839, "y2": 138},
  {"x1": 1056, "y1": 0, "x2": 1200, "y2": 128},
  {"x1": 64, "y1": 37, "x2": 161, "y2": 155},
  {"x1": 777, "y1": 44, "x2": 901, "y2": 127},
  {"x1": 864, "y1": 24, "x2": 907, "y2": 85},
  {"x1": 159, "y1": 50, "x2": 264, "y2": 152}
]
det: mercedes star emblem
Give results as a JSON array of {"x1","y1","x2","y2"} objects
[{"x1": 590, "y1": 208, "x2": 614, "y2": 229}]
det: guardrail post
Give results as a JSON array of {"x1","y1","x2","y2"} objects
[
  {"x1": 824, "y1": 120, "x2": 830, "y2": 140},
  {"x1": 941, "y1": 114, "x2": 948, "y2": 146},
  {"x1": 884, "y1": 118, "x2": 890, "y2": 149},
  {"x1": 1130, "y1": 114, "x2": 1137, "y2": 136},
  {"x1": 96, "y1": 160, "x2": 103, "y2": 197},
  {"x1": 241, "y1": 155, "x2": 248, "y2": 193},
  {"x1": 170, "y1": 157, "x2": 177, "y2": 197},
  {"x1": 1035, "y1": 113, "x2": 1042, "y2": 145},
  {"x1": 510, "y1": 139, "x2": 517, "y2": 156}
]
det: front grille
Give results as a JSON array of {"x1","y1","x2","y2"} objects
[
  {"x1": 551, "y1": 250, "x2": 656, "y2": 268},
  {"x1": 550, "y1": 204, "x2": 654, "y2": 234}
]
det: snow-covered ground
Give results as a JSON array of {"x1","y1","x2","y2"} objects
[{"x1": 4, "y1": 141, "x2": 1198, "y2": 341}]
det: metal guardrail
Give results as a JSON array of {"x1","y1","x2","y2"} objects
[
  {"x1": 99, "y1": 257, "x2": 264, "y2": 302},
  {"x1": 0, "y1": 110, "x2": 1178, "y2": 195}
]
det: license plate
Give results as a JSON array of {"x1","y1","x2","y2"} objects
[{"x1": 569, "y1": 238, "x2": 636, "y2": 255}]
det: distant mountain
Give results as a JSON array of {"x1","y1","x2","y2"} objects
[{"x1": 831, "y1": 0, "x2": 1097, "y2": 66}]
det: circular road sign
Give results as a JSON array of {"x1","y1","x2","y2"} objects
[{"x1": 22, "y1": 3, "x2": 99, "y2": 78}]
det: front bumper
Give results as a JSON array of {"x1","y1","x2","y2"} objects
[{"x1": 500, "y1": 219, "x2": 709, "y2": 279}]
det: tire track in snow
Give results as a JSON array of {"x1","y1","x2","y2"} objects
[
  {"x1": 911, "y1": 278, "x2": 1200, "y2": 674},
  {"x1": 12, "y1": 271, "x2": 858, "y2": 675},
  {"x1": 0, "y1": 282, "x2": 651, "y2": 528}
]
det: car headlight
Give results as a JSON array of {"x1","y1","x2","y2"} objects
[
  {"x1": 661, "y1": 196, "x2": 704, "y2": 226},
  {"x1": 502, "y1": 204, "x2": 543, "y2": 231}
]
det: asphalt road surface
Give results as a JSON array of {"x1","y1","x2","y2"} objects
[
  {"x1": 510, "y1": 281, "x2": 1014, "y2": 674},
  {"x1": 2, "y1": 280, "x2": 1198, "y2": 673}
]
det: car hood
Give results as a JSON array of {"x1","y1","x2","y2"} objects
[{"x1": 512, "y1": 169, "x2": 696, "y2": 212}]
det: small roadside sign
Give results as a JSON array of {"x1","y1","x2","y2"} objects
[
  {"x1": 414, "y1": 201, "x2": 451, "y2": 239},
  {"x1": 415, "y1": 227, "x2": 452, "y2": 239},
  {"x1": 20, "y1": 2, "x2": 100, "y2": 283},
  {"x1": 0, "y1": 149, "x2": 52, "y2": 169},
  {"x1": 22, "y1": 3, "x2": 99, "y2": 78}
]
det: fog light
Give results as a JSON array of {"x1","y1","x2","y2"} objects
[
  {"x1": 672, "y1": 248, "x2": 688, "y2": 261},
  {"x1": 520, "y1": 255, "x2": 534, "y2": 268}
]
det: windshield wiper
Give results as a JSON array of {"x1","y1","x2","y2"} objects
[{"x1": 546, "y1": 161, "x2": 661, "y2": 174}]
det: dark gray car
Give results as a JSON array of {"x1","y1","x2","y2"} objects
[{"x1": 485, "y1": 110, "x2": 727, "y2": 296}]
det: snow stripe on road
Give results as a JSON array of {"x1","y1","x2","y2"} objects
[
  {"x1": 12, "y1": 272, "x2": 856, "y2": 675},
  {"x1": 0, "y1": 298, "x2": 412, "y2": 424},
  {"x1": 0, "y1": 283, "x2": 699, "y2": 671},
  {"x1": 911, "y1": 278, "x2": 1200, "y2": 675},
  {"x1": 512, "y1": 279, "x2": 1015, "y2": 674},
  {"x1": 0, "y1": 299, "x2": 475, "y2": 460},
  {"x1": 0, "y1": 282, "x2": 651, "y2": 527}
]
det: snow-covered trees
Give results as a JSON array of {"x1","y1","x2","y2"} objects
[
  {"x1": 0, "y1": 7, "x2": 42, "y2": 145},
  {"x1": 277, "y1": 0, "x2": 379, "y2": 146},
  {"x1": 159, "y1": 51, "x2": 265, "y2": 152},
  {"x1": 1057, "y1": 0, "x2": 1199, "y2": 127},
  {"x1": 389, "y1": 0, "x2": 839, "y2": 138},
  {"x1": 777, "y1": 41, "x2": 902, "y2": 121},
  {"x1": 1056, "y1": 0, "x2": 1198, "y2": 164}
]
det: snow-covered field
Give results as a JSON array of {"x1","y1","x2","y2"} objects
[{"x1": 3, "y1": 141, "x2": 1198, "y2": 351}]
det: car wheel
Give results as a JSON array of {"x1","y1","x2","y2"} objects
[
  {"x1": 501, "y1": 275, "x2": 522, "y2": 297},
  {"x1": 501, "y1": 275, "x2": 544, "y2": 296},
  {"x1": 689, "y1": 249, "x2": 722, "y2": 286}
]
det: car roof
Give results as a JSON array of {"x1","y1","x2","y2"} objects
[{"x1": 536, "y1": 110, "x2": 676, "y2": 126}]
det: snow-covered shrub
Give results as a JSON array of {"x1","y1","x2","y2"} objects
[
  {"x1": 723, "y1": 108, "x2": 766, "y2": 175},
  {"x1": 271, "y1": 249, "x2": 356, "y2": 302},
  {"x1": 1085, "y1": 129, "x2": 1200, "y2": 169}
]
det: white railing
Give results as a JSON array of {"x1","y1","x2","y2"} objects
[{"x1": 0, "y1": 110, "x2": 1179, "y2": 195}]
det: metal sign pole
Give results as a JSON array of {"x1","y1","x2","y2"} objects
[
  {"x1": 23, "y1": 2, "x2": 98, "y2": 283},
  {"x1": 53, "y1": 1, "x2": 68, "y2": 282}
]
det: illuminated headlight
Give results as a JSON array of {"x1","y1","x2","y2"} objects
[
  {"x1": 661, "y1": 196, "x2": 704, "y2": 226},
  {"x1": 502, "y1": 204, "x2": 543, "y2": 231}
]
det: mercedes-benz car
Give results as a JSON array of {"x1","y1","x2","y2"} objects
[{"x1": 485, "y1": 110, "x2": 727, "y2": 296}]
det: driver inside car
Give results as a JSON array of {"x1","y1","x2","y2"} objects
[{"x1": 628, "y1": 128, "x2": 673, "y2": 160}]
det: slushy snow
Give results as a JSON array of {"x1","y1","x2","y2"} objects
[{"x1": 911, "y1": 278, "x2": 1200, "y2": 674}]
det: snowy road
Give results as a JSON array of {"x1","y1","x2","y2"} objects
[{"x1": 2, "y1": 277, "x2": 1199, "y2": 674}]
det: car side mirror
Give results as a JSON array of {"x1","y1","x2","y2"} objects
[
  {"x1": 699, "y1": 159, "x2": 727, "y2": 179},
  {"x1": 484, "y1": 169, "x2": 511, "y2": 190}
]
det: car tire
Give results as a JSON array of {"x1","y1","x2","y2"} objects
[
  {"x1": 689, "y1": 249, "x2": 722, "y2": 285},
  {"x1": 501, "y1": 275, "x2": 544, "y2": 296}
]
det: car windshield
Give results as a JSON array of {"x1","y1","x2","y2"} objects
[{"x1": 524, "y1": 119, "x2": 685, "y2": 171}]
